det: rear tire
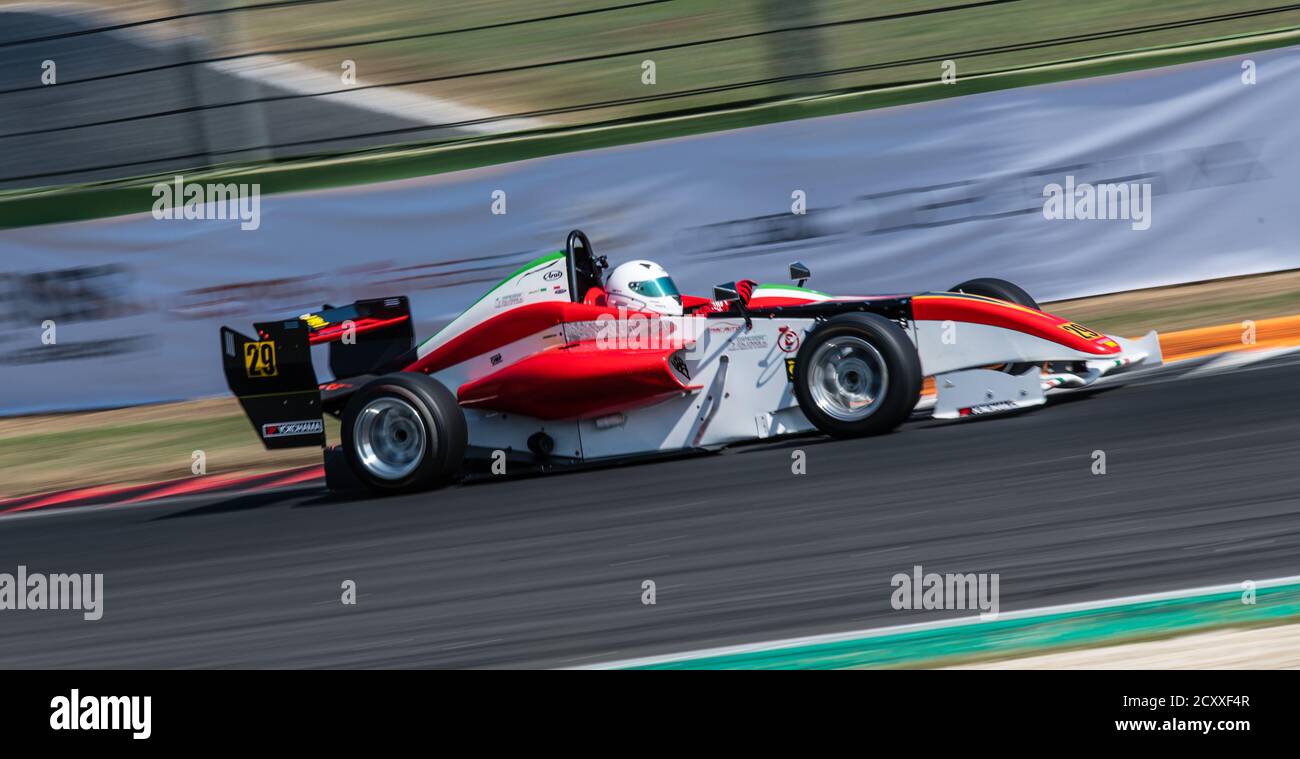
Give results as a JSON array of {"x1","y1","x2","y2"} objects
[
  {"x1": 340, "y1": 372, "x2": 467, "y2": 494},
  {"x1": 793, "y1": 313, "x2": 922, "y2": 438}
]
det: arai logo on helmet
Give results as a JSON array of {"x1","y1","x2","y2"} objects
[{"x1": 262, "y1": 420, "x2": 324, "y2": 438}]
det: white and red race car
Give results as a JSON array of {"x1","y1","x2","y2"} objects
[{"x1": 220, "y1": 231, "x2": 1161, "y2": 494}]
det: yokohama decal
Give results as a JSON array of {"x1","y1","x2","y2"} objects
[{"x1": 262, "y1": 420, "x2": 324, "y2": 438}]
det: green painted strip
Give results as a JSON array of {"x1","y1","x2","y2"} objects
[
  {"x1": 623, "y1": 583, "x2": 1300, "y2": 669},
  {"x1": 3, "y1": 29, "x2": 1299, "y2": 230},
  {"x1": 474, "y1": 249, "x2": 565, "y2": 306},
  {"x1": 414, "y1": 249, "x2": 564, "y2": 349},
  {"x1": 756, "y1": 283, "x2": 831, "y2": 297}
]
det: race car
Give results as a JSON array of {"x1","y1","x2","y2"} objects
[{"x1": 219, "y1": 230, "x2": 1162, "y2": 494}]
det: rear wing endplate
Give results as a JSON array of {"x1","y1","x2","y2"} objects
[{"x1": 219, "y1": 296, "x2": 413, "y2": 450}]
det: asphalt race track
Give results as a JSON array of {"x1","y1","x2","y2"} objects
[{"x1": 3, "y1": 356, "x2": 1300, "y2": 668}]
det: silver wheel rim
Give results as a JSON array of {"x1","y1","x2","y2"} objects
[
  {"x1": 353, "y1": 397, "x2": 428, "y2": 480},
  {"x1": 808, "y1": 336, "x2": 888, "y2": 422}
]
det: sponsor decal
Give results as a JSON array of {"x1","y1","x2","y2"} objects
[
  {"x1": 490, "y1": 352, "x2": 503, "y2": 366},
  {"x1": 519, "y1": 259, "x2": 561, "y2": 285},
  {"x1": 494, "y1": 292, "x2": 524, "y2": 309},
  {"x1": 777, "y1": 326, "x2": 801, "y2": 353},
  {"x1": 1059, "y1": 321, "x2": 1104, "y2": 341},
  {"x1": 727, "y1": 334, "x2": 769, "y2": 351},
  {"x1": 299, "y1": 313, "x2": 329, "y2": 329},
  {"x1": 785, "y1": 358, "x2": 796, "y2": 382},
  {"x1": 243, "y1": 340, "x2": 278, "y2": 377},
  {"x1": 670, "y1": 353, "x2": 690, "y2": 379},
  {"x1": 262, "y1": 419, "x2": 324, "y2": 438},
  {"x1": 964, "y1": 401, "x2": 1020, "y2": 416}
]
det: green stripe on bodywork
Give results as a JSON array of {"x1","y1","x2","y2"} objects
[
  {"x1": 415, "y1": 249, "x2": 564, "y2": 349},
  {"x1": 623, "y1": 583, "x2": 1300, "y2": 669},
  {"x1": 755, "y1": 283, "x2": 831, "y2": 298},
  {"x1": 477, "y1": 250, "x2": 565, "y2": 303}
]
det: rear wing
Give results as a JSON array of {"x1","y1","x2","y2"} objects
[{"x1": 219, "y1": 296, "x2": 413, "y2": 450}]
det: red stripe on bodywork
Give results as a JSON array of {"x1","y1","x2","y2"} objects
[
  {"x1": 912, "y1": 295, "x2": 1119, "y2": 355},
  {"x1": 458, "y1": 341, "x2": 697, "y2": 419},
  {"x1": 747, "y1": 296, "x2": 822, "y2": 308},
  {"x1": 405, "y1": 301, "x2": 626, "y2": 376}
]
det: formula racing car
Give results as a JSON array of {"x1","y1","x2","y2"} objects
[{"x1": 219, "y1": 230, "x2": 1161, "y2": 494}]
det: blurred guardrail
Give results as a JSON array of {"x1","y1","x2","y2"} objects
[{"x1": 3, "y1": 0, "x2": 1300, "y2": 188}]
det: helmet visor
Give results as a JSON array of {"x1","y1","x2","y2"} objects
[{"x1": 628, "y1": 276, "x2": 680, "y2": 298}]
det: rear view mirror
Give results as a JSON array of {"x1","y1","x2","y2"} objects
[
  {"x1": 789, "y1": 261, "x2": 811, "y2": 287},
  {"x1": 712, "y1": 282, "x2": 752, "y2": 329}
]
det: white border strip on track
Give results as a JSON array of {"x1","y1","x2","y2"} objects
[{"x1": 576, "y1": 574, "x2": 1300, "y2": 669}]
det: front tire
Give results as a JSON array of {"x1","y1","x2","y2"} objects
[
  {"x1": 340, "y1": 372, "x2": 467, "y2": 494},
  {"x1": 949, "y1": 278, "x2": 1041, "y2": 374},
  {"x1": 948, "y1": 277, "x2": 1038, "y2": 310},
  {"x1": 793, "y1": 313, "x2": 922, "y2": 438}
]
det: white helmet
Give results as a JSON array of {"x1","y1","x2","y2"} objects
[{"x1": 604, "y1": 260, "x2": 682, "y2": 316}]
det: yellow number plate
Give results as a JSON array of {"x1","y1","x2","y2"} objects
[
  {"x1": 1059, "y1": 322, "x2": 1103, "y2": 341},
  {"x1": 244, "y1": 340, "x2": 278, "y2": 378}
]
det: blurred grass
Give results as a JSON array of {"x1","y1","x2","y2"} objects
[
  {"x1": 0, "y1": 0, "x2": 1287, "y2": 144},
  {"x1": 1046, "y1": 269, "x2": 1300, "y2": 337},
  {"x1": 3, "y1": 270, "x2": 1299, "y2": 499},
  {"x1": 99, "y1": 0, "x2": 1300, "y2": 126},
  {"x1": 0, "y1": 399, "x2": 337, "y2": 498}
]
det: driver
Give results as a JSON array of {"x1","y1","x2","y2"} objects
[
  {"x1": 604, "y1": 260, "x2": 683, "y2": 316},
  {"x1": 605, "y1": 260, "x2": 760, "y2": 316}
]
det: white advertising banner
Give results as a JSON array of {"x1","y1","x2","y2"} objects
[{"x1": 3, "y1": 46, "x2": 1299, "y2": 412}]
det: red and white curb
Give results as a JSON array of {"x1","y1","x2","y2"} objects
[{"x1": 0, "y1": 465, "x2": 324, "y2": 516}]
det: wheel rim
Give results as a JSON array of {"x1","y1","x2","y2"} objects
[
  {"x1": 353, "y1": 397, "x2": 428, "y2": 481},
  {"x1": 807, "y1": 336, "x2": 889, "y2": 422}
]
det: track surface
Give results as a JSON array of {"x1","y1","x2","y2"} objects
[{"x1": 3, "y1": 358, "x2": 1300, "y2": 668}]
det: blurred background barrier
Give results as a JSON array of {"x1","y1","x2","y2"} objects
[
  {"x1": 1, "y1": 41, "x2": 1298, "y2": 412},
  {"x1": 4, "y1": 1, "x2": 1300, "y2": 188}
]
